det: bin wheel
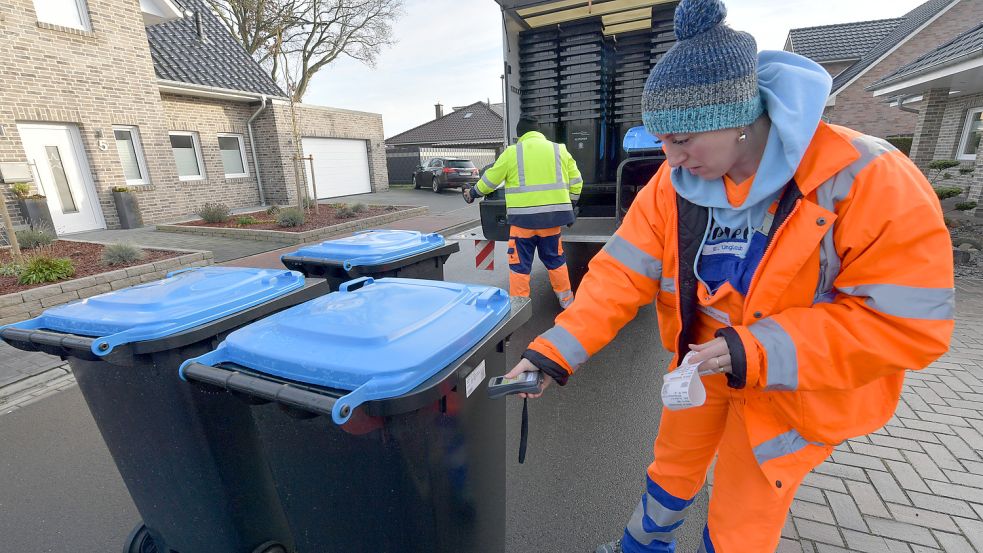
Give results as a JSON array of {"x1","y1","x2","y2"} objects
[
  {"x1": 432, "y1": 176, "x2": 441, "y2": 193},
  {"x1": 124, "y1": 523, "x2": 159, "y2": 553},
  {"x1": 251, "y1": 541, "x2": 288, "y2": 553}
]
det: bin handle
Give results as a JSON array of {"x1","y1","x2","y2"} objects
[
  {"x1": 0, "y1": 326, "x2": 98, "y2": 359},
  {"x1": 473, "y1": 287, "x2": 507, "y2": 309},
  {"x1": 339, "y1": 276, "x2": 374, "y2": 292},
  {"x1": 181, "y1": 362, "x2": 340, "y2": 419}
]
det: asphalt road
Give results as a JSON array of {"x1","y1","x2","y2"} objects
[{"x1": 0, "y1": 237, "x2": 708, "y2": 553}]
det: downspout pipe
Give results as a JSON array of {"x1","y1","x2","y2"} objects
[
  {"x1": 896, "y1": 94, "x2": 920, "y2": 114},
  {"x1": 247, "y1": 95, "x2": 269, "y2": 205}
]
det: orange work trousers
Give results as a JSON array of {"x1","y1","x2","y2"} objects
[
  {"x1": 507, "y1": 226, "x2": 573, "y2": 308},
  {"x1": 621, "y1": 376, "x2": 833, "y2": 552}
]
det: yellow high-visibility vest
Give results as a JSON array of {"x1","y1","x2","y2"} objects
[{"x1": 477, "y1": 131, "x2": 584, "y2": 229}]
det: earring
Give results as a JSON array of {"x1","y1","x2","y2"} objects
[{"x1": 738, "y1": 130, "x2": 747, "y2": 142}]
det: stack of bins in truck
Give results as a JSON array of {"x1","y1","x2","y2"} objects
[
  {"x1": 519, "y1": 28, "x2": 561, "y2": 142},
  {"x1": 650, "y1": 4, "x2": 677, "y2": 75},
  {"x1": 612, "y1": 30, "x2": 654, "y2": 174},
  {"x1": 557, "y1": 19, "x2": 614, "y2": 186}
]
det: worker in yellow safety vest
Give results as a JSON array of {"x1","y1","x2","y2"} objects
[{"x1": 463, "y1": 115, "x2": 584, "y2": 308}]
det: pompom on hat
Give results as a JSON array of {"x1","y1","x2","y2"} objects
[{"x1": 642, "y1": 0, "x2": 764, "y2": 135}]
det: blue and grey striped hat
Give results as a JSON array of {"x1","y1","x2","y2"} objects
[{"x1": 642, "y1": 0, "x2": 764, "y2": 135}]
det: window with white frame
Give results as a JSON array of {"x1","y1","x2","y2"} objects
[
  {"x1": 957, "y1": 108, "x2": 983, "y2": 161},
  {"x1": 33, "y1": 0, "x2": 91, "y2": 31},
  {"x1": 113, "y1": 126, "x2": 150, "y2": 185},
  {"x1": 217, "y1": 134, "x2": 249, "y2": 178},
  {"x1": 169, "y1": 132, "x2": 205, "y2": 181}
]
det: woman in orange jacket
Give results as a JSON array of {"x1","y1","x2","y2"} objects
[{"x1": 504, "y1": 0, "x2": 955, "y2": 551}]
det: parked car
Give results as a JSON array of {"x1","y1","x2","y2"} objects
[{"x1": 412, "y1": 158, "x2": 479, "y2": 193}]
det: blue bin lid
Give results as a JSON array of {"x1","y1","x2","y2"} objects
[
  {"x1": 623, "y1": 125, "x2": 663, "y2": 153},
  {"x1": 182, "y1": 277, "x2": 510, "y2": 424},
  {"x1": 5, "y1": 267, "x2": 304, "y2": 356},
  {"x1": 283, "y1": 230, "x2": 446, "y2": 270}
]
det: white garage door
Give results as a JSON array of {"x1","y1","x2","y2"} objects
[{"x1": 301, "y1": 137, "x2": 372, "y2": 199}]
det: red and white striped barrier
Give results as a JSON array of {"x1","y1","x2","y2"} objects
[{"x1": 474, "y1": 240, "x2": 495, "y2": 271}]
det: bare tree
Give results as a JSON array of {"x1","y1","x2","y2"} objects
[{"x1": 207, "y1": 0, "x2": 403, "y2": 101}]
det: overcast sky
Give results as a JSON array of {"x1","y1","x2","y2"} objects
[{"x1": 302, "y1": 0, "x2": 930, "y2": 137}]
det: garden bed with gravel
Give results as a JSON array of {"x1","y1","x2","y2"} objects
[
  {"x1": 177, "y1": 203, "x2": 409, "y2": 233},
  {"x1": 0, "y1": 241, "x2": 184, "y2": 296}
]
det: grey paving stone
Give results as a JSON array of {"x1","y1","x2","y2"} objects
[
  {"x1": 777, "y1": 538, "x2": 804, "y2": 553},
  {"x1": 927, "y1": 480, "x2": 983, "y2": 503},
  {"x1": 782, "y1": 514, "x2": 799, "y2": 539},
  {"x1": 802, "y1": 472, "x2": 848, "y2": 494},
  {"x1": 904, "y1": 419, "x2": 959, "y2": 436},
  {"x1": 887, "y1": 503, "x2": 960, "y2": 532},
  {"x1": 814, "y1": 545, "x2": 851, "y2": 553},
  {"x1": 885, "y1": 429, "x2": 941, "y2": 448},
  {"x1": 909, "y1": 546, "x2": 942, "y2": 553},
  {"x1": 961, "y1": 459, "x2": 983, "y2": 476},
  {"x1": 842, "y1": 529, "x2": 913, "y2": 553},
  {"x1": 905, "y1": 392, "x2": 933, "y2": 413},
  {"x1": 795, "y1": 485, "x2": 827, "y2": 505},
  {"x1": 846, "y1": 481, "x2": 891, "y2": 518},
  {"x1": 913, "y1": 386, "x2": 948, "y2": 405},
  {"x1": 795, "y1": 519, "x2": 844, "y2": 547},
  {"x1": 939, "y1": 375, "x2": 973, "y2": 393},
  {"x1": 922, "y1": 443, "x2": 968, "y2": 472},
  {"x1": 831, "y1": 450, "x2": 887, "y2": 471},
  {"x1": 931, "y1": 530, "x2": 976, "y2": 553},
  {"x1": 813, "y1": 462, "x2": 868, "y2": 482},
  {"x1": 943, "y1": 470, "x2": 983, "y2": 489},
  {"x1": 907, "y1": 491, "x2": 979, "y2": 518},
  {"x1": 871, "y1": 434, "x2": 926, "y2": 453},
  {"x1": 905, "y1": 450, "x2": 950, "y2": 482},
  {"x1": 933, "y1": 405, "x2": 983, "y2": 421},
  {"x1": 951, "y1": 517, "x2": 983, "y2": 551},
  {"x1": 865, "y1": 517, "x2": 940, "y2": 548},
  {"x1": 886, "y1": 459, "x2": 933, "y2": 493},
  {"x1": 792, "y1": 500, "x2": 836, "y2": 525},
  {"x1": 937, "y1": 434, "x2": 983, "y2": 462},
  {"x1": 852, "y1": 443, "x2": 908, "y2": 462},
  {"x1": 825, "y1": 491, "x2": 868, "y2": 532},
  {"x1": 868, "y1": 469, "x2": 912, "y2": 505},
  {"x1": 928, "y1": 381, "x2": 962, "y2": 400},
  {"x1": 916, "y1": 411, "x2": 974, "y2": 428}
]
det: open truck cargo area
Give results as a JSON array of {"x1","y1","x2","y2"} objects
[{"x1": 485, "y1": 0, "x2": 676, "y2": 289}]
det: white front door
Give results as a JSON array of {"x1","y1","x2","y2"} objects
[
  {"x1": 301, "y1": 138, "x2": 372, "y2": 199},
  {"x1": 18, "y1": 123, "x2": 105, "y2": 234}
]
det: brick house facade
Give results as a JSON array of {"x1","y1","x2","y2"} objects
[
  {"x1": 786, "y1": 0, "x2": 983, "y2": 140},
  {"x1": 0, "y1": 0, "x2": 388, "y2": 238}
]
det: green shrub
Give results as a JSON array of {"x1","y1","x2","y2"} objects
[
  {"x1": 955, "y1": 201, "x2": 978, "y2": 211},
  {"x1": 15, "y1": 225, "x2": 56, "y2": 249},
  {"x1": 0, "y1": 262, "x2": 21, "y2": 277},
  {"x1": 196, "y1": 202, "x2": 231, "y2": 223},
  {"x1": 265, "y1": 204, "x2": 281, "y2": 217},
  {"x1": 384, "y1": 205, "x2": 398, "y2": 212},
  {"x1": 351, "y1": 203, "x2": 367, "y2": 214},
  {"x1": 10, "y1": 182, "x2": 31, "y2": 199},
  {"x1": 276, "y1": 208, "x2": 305, "y2": 227},
  {"x1": 18, "y1": 255, "x2": 74, "y2": 285},
  {"x1": 236, "y1": 216, "x2": 259, "y2": 226},
  {"x1": 336, "y1": 206, "x2": 356, "y2": 219},
  {"x1": 885, "y1": 135, "x2": 913, "y2": 156},
  {"x1": 934, "y1": 186, "x2": 964, "y2": 201},
  {"x1": 101, "y1": 242, "x2": 145, "y2": 266},
  {"x1": 302, "y1": 196, "x2": 318, "y2": 210}
]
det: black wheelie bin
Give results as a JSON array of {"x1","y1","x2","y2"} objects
[
  {"x1": 180, "y1": 277, "x2": 532, "y2": 553},
  {"x1": 280, "y1": 229, "x2": 459, "y2": 289},
  {"x1": 0, "y1": 266, "x2": 332, "y2": 553}
]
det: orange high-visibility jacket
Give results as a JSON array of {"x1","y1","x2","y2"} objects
[{"x1": 526, "y1": 122, "x2": 954, "y2": 485}]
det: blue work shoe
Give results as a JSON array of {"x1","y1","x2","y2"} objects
[{"x1": 595, "y1": 539, "x2": 622, "y2": 553}]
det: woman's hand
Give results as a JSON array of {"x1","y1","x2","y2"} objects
[
  {"x1": 502, "y1": 358, "x2": 553, "y2": 399},
  {"x1": 688, "y1": 337, "x2": 732, "y2": 376}
]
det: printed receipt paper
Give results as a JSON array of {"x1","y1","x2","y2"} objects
[{"x1": 661, "y1": 352, "x2": 706, "y2": 411}]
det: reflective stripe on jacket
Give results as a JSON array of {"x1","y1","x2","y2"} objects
[
  {"x1": 524, "y1": 122, "x2": 954, "y2": 487},
  {"x1": 478, "y1": 131, "x2": 584, "y2": 229}
]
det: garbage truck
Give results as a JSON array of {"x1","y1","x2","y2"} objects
[{"x1": 480, "y1": 0, "x2": 678, "y2": 290}]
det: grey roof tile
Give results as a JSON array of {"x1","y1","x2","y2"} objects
[
  {"x1": 871, "y1": 21, "x2": 983, "y2": 87},
  {"x1": 831, "y1": 0, "x2": 958, "y2": 93},
  {"x1": 788, "y1": 18, "x2": 903, "y2": 62},
  {"x1": 147, "y1": 0, "x2": 285, "y2": 97},
  {"x1": 386, "y1": 101, "x2": 504, "y2": 146}
]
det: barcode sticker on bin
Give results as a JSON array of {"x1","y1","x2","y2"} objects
[{"x1": 465, "y1": 360, "x2": 486, "y2": 398}]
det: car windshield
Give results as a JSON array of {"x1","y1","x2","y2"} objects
[{"x1": 447, "y1": 160, "x2": 475, "y2": 169}]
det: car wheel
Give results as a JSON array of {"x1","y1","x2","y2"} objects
[
  {"x1": 412, "y1": 174, "x2": 420, "y2": 189},
  {"x1": 432, "y1": 176, "x2": 441, "y2": 193}
]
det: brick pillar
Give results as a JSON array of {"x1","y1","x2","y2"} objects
[{"x1": 909, "y1": 88, "x2": 950, "y2": 170}]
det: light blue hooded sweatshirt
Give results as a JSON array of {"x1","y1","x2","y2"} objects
[{"x1": 669, "y1": 50, "x2": 833, "y2": 295}]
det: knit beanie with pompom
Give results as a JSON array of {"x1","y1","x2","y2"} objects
[{"x1": 641, "y1": 0, "x2": 764, "y2": 135}]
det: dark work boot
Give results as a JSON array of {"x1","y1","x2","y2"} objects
[{"x1": 594, "y1": 539, "x2": 622, "y2": 553}]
